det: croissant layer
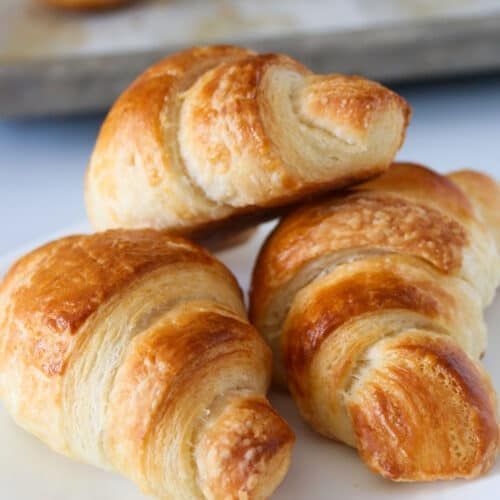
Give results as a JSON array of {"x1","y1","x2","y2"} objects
[
  {"x1": 85, "y1": 45, "x2": 410, "y2": 239},
  {"x1": 250, "y1": 163, "x2": 500, "y2": 481},
  {"x1": 0, "y1": 229, "x2": 294, "y2": 499}
]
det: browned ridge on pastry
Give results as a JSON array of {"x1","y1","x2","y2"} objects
[
  {"x1": 0, "y1": 229, "x2": 294, "y2": 499},
  {"x1": 85, "y1": 45, "x2": 411, "y2": 241},
  {"x1": 250, "y1": 163, "x2": 500, "y2": 481}
]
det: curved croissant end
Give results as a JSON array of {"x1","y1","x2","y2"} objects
[
  {"x1": 349, "y1": 330, "x2": 498, "y2": 480},
  {"x1": 0, "y1": 230, "x2": 294, "y2": 499},
  {"x1": 250, "y1": 163, "x2": 499, "y2": 481},
  {"x1": 85, "y1": 45, "x2": 410, "y2": 238}
]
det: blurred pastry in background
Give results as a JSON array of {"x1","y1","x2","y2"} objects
[{"x1": 39, "y1": 0, "x2": 131, "y2": 10}]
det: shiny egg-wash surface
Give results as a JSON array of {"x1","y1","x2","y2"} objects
[
  {"x1": 85, "y1": 45, "x2": 410, "y2": 240},
  {"x1": 251, "y1": 163, "x2": 500, "y2": 481},
  {"x1": 0, "y1": 230, "x2": 294, "y2": 499}
]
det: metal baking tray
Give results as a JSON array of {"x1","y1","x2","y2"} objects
[{"x1": 1, "y1": 0, "x2": 500, "y2": 117}]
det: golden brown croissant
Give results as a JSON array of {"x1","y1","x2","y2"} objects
[
  {"x1": 250, "y1": 163, "x2": 500, "y2": 481},
  {"x1": 85, "y1": 45, "x2": 410, "y2": 239},
  {"x1": 0, "y1": 229, "x2": 294, "y2": 499}
]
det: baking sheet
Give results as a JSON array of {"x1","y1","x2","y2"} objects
[
  {"x1": 0, "y1": 211, "x2": 499, "y2": 499},
  {"x1": 2, "y1": 0, "x2": 500, "y2": 116},
  {"x1": 2, "y1": 0, "x2": 500, "y2": 61}
]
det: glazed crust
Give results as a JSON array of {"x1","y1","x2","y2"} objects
[
  {"x1": 85, "y1": 45, "x2": 410, "y2": 239},
  {"x1": 0, "y1": 229, "x2": 294, "y2": 499},
  {"x1": 250, "y1": 163, "x2": 500, "y2": 481}
]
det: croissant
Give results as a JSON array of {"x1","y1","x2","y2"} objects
[
  {"x1": 250, "y1": 163, "x2": 500, "y2": 481},
  {"x1": 0, "y1": 229, "x2": 294, "y2": 499},
  {"x1": 85, "y1": 45, "x2": 410, "y2": 240}
]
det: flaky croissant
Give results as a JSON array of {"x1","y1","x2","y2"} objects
[
  {"x1": 0, "y1": 230, "x2": 294, "y2": 499},
  {"x1": 250, "y1": 163, "x2": 500, "y2": 481},
  {"x1": 85, "y1": 45, "x2": 410, "y2": 239}
]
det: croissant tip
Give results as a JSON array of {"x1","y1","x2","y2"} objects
[
  {"x1": 348, "y1": 331, "x2": 499, "y2": 482},
  {"x1": 195, "y1": 395, "x2": 294, "y2": 499}
]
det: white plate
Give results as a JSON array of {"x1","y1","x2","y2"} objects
[{"x1": 0, "y1": 218, "x2": 499, "y2": 500}]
